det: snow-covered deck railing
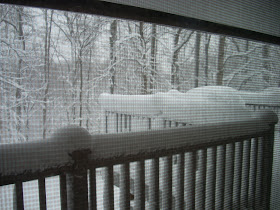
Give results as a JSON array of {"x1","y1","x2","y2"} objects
[
  {"x1": 239, "y1": 87, "x2": 280, "y2": 117},
  {"x1": 246, "y1": 103, "x2": 280, "y2": 115},
  {"x1": 0, "y1": 110, "x2": 278, "y2": 209}
]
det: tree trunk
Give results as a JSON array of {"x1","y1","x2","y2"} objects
[
  {"x1": 262, "y1": 44, "x2": 270, "y2": 85},
  {"x1": 42, "y1": 10, "x2": 53, "y2": 140},
  {"x1": 171, "y1": 29, "x2": 182, "y2": 90},
  {"x1": 171, "y1": 30, "x2": 194, "y2": 90},
  {"x1": 139, "y1": 22, "x2": 148, "y2": 94},
  {"x1": 79, "y1": 52, "x2": 83, "y2": 126},
  {"x1": 216, "y1": 36, "x2": 226, "y2": 86},
  {"x1": 194, "y1": 32, "x2": 201, "y2": 87},
  {"x1": 110, "y1": 20, "x2": 117, "y2": 94},
  {"x1": 149, "y1": 23, "x2": 157, "y2": 93},
  {"x1": 16, "y1": 7, "x2": 25, "y2": 140},
  {"x1": 86, "y1": 49, "x2": 92, "y2": 130},
  {"x1": 204, "y1": 34, "x2": 211, "y2": 86},
  {"x1": 238, "y1": 40, "x2": 250, "y2": 90}
]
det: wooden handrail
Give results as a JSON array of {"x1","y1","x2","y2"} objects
[
  {"x1": 0, "y1": 109, "x2": 278, "y2": 209},
  {"x1": 0, "y1": 110, "x2": 277, "y2": 185}
]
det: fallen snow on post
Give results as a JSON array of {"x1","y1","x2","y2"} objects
[{"x1": 99, "y1": 86, "x2": 252, "y2": 125}]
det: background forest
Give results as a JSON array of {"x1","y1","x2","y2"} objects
[{"x1": 1, "y1": 5, "x2": 280, "y2": 143}]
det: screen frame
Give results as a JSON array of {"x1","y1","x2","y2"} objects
[{"x1": 0, "y1": 0, "x2": 279, "y2": 45}]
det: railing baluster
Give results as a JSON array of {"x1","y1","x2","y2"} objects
[
  {"x1": 148, "y1": 118, "x2": 152, "y2": 130},
  {"x1": 59, "y1": 174, "x2": 67, "y2": 210},
  {"x1": 116, "y1": 113, "x2": 119, "y2": 133},
  {"x1": 89, "y1": 168, "x2": 97, "y2": 210},
  {"x1": 162, "y1": 155, "x2": 172, "y2": 209},
  {"x1": 248, "y1": 138, "x2": 258, "y2": 208},
  {"x1": 185, "y1": 151, "x2": 196, "y2": 209},
  {"x1": 176, "y1": 152, "x2": 185, "y2": 209},
  {"x1": 233, "y1": 141, "x2": 243, "y2": 209},
  {"x1": 216, "y1": 145, "x2": 226, "y2": 209},
  {"x1": 119, "y1": 163, "x2": 130, "y2": 210},
  {"x1": 129, "y1": 115, "x2": 132, "y2": 132},
  {"x1": 224, "y1": 143, "x2": 235, "y2": 209},
  {"x1": 255, "y1": 137, "x2": 264, "y2": 208},
  {"x1": 107, "y1": 112, "x2": 112, "y2": 133},
  {"x1": 197, "y1": 149, "x2": 207, "y2": 209},
  {"x1": 149, "y1": 158, "x2": 159, "y2": 209},
  {"x1": 124, "y1": 114, "x2": 127, "y2": 130},
  {"x1": 15, "y1": 182, "x2": 24, "y2": 210},
  {"x1": 103, "y1": 165, "x2": 114, "y2": 210},
  {"x1": 201, "y1": 149, "x2": 207, "y2": 209},
  {"x1": 262, "y1": 130, "x2": 275, "y2": 209},
  {"x1": 172, "y1": 154, "x2": 178, "y2": 205},
  {"x1": 241, "y1": 139, "x2": 251, "y2": 208},
  {"x1": 134, "y1": 160, "x2": 145, "y2": 209},
  {"x1": 105, "y1": 111, "x2": 108, "y2": 133},
  {"x1": 120, "y1": 114, "x2": 123, "y2": 132},
  {"x1": 38, "y1": 178, "x2": 46, "y2": 210},
  {"x1": 206, "y1": 146, "x2": 217, "y2": 209}
]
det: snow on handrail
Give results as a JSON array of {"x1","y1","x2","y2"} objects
[
  {"x1": 0, "y1": 110, "x2": 277, "y2": 182},
  {"x1": 99, "y1": 86, "x2": 255, "y2": 125},
  {"x1": 240, "y1": 87, "x2": 280, "y2": 106},
  {"x1": 99, "y1": 86, "x2": 280, "y2": 123}
]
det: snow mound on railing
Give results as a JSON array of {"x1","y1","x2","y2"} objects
[
  {"x1": 99, "y1": 86, "x2": 253, "y2": 125},
  {"x1": 239, "y1": 87, "x2": 280, "y2": 106}
]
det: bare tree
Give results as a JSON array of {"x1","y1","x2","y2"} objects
[
  {"x1": 15, "y1": 7, "x2": 25, "y2": 137},
  {"x1": 194, "y1": 31, "x2": 201, "y2": 87},
  {"x1": 149, "y1": 23, "x2": 157, "y2": 92},
  {"x1": 138, "y1": 22, "x2": 149, "y2": 94},
  {"x1": 216, "y1": 35, "x2": 226, "y2": 85},
  {"x1": 171, "y1": 29, "x2": 194, "y2": 90},
  {"x1": 55, "y1": 12, "x2": 102, "y2": 126},
  {"x1": 171, "y1": 28, "x2": 182, "y2": 90},
  {"x1": 109, "y1": 20, "x2": 118, "y2": 94},
  {"x1": 204, "y1": 33, "x2": 211, "y2": 85},
  {"x1": 42, "y1": 9, "x2": 53, "y2": 139},
  {"x1": 262, "y1": 44, "x2": 270, "y2": 85},
  {"x1": 0, "y1": 6, "x2": 31, "y2": 142}
]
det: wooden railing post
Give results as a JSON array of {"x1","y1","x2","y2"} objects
[
  {"x1": 263, "y1": 117, "x2": 277, "y2": 209},
  {"x1": 253, "y1": 110, "x2": 278, "y2": 209},
  {"x1": 51, "y1": 125, "x2": 92, "y2": 210},
  {"x1": 66, "y1": 149, "x2": 91, "y2": 210}
]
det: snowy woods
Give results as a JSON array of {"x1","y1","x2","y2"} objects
[{"x1": 1, "y1": 5, "x2": 280, "y2": 143}]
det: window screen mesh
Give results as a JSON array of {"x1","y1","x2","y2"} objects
[{"x1": 0, "y1": 3, "x2": 279, "y2": 209}]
